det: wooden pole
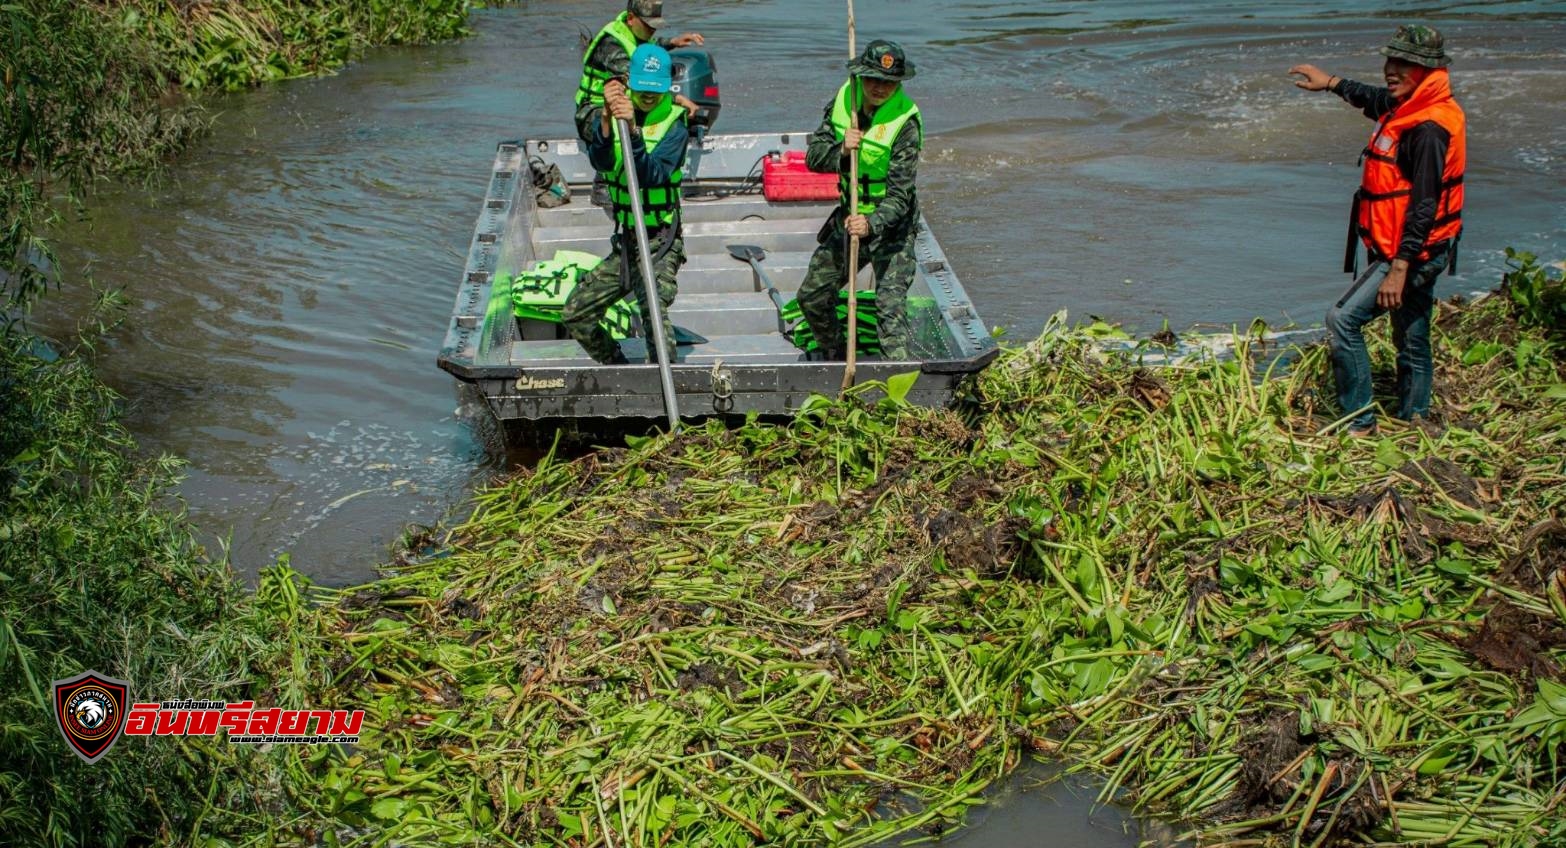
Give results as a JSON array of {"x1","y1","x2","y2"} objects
[{"x1": 840, "y1": 0, "x2": 859, "y2": 393}]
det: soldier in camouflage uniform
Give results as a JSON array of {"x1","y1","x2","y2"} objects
[
  {"x1": 795, "y1": 40, "x2": 923, "y2": 361},
  {"x1": 574, "y1": 0, "x2": 704, "y2": 143},
  {"x1": 575, "y1": 1, "x2": 703, "y2": 210},
  {"x1": 562, "y1": 44, "x2": 689, "y2": 365}
]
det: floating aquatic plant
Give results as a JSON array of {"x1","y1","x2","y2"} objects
[{"x1": 246, "y1": 271, "x2": 1566, "y2": 847}]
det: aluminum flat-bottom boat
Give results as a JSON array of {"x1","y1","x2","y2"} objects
[{"x1": 438, "y1": 125, "x2": 997, "y2": 443}]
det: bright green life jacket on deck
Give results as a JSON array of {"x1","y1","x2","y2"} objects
[
  {"x1": 606, "y1": 95, "x2": 685, "y2": 231},
  {"x1": 576, "y1": 14, "x2": 641, "y2": 108},
  {"x1": 512, "y1": 251, "x2": 602, "y2": 310},
  {"x1": 512, "y1": 251, "x2": 638, "y2": 339},
  {"x1": 830, "y1": 80, "x2": 922, "y2": 216},
  {"x1": 778, "y1": 293, "x2": 939, "y2": 355}
]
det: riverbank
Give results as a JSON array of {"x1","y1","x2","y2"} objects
[
  {"x1": 3, "y1": 0, "x2": 489, "y2": 306},
  {"x1": 242, "y1": 257, "x2": 1565, "y2": 846},
  {"x1": 5, "y1": 3, "x2": 1564, "y2": 844}
]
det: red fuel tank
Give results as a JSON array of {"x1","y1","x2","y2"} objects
[{"x1": 761, "y1": 150, "x2": 839, "y2": 202}]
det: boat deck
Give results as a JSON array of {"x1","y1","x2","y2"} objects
[{"x1": 519, "y1": 188, "x2": 910, "y2": 365}]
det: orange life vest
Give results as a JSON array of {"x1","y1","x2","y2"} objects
[{"x1": 1348, "y1": 69, "x2": 1465, "y2": 270}]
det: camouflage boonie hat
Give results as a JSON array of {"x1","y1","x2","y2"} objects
[
  {"x1": 627, "y1": 0, "x2": 665, "y2": 28},
  {"x1": 847, "y1": 40, "x2": 916, "y2": 81},
  {"x1": 1380, "y1": 24, "x2": 1449, "y2": 68}
]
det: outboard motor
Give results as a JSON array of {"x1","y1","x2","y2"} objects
[{"x1": 669, "y1": 49, "x2": 721, "y2": 137}]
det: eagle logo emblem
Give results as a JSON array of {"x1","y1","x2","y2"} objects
[{"x1": 53, "y1": 670, "x2": 131, "y2": 764}]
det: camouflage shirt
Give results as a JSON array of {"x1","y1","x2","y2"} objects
[{"x1": 804, "y1": 100, "x2": 921, "y2": 239}]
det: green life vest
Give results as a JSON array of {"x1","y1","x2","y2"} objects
[
  {"x1": 576, "y1": 13, "x2": 642, "y2": 107},
  {"x1": 830, "y1": 81, "x2": 922, "y2": 215},
  {"x1": 512, "y1": 250, "x2": 639, "y2": 340},
  {"x1": 513, "y1": 250, "x2": 603, "y2": 314},
  {"x1": 606, "y1": 95, "x2": 685, "y2": 230},
  {"x1": 782, "y1": 290, "x2": 883, "y2": 355},
  {"x1": 781, "y1": 292, "x2": 938, "y2": 355}
]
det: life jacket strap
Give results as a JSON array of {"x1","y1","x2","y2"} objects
[
  {"x1": 611, "y1": 211, "x2": 683, "y2": 297},
  {"x1": 1363, "y1": 174, "x2": 1463, "y2": 203},
  {"x1": 1344, "y1": 190, "x2": 1362, "y2": 274},
  {"x1": 1359, "y1": 187, "x2": 1412, "y2": 202}
]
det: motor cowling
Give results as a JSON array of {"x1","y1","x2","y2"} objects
[{"x1": 669, "y1": 49, "x2": 720, "y2": 133}]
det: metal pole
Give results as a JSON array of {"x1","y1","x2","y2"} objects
[{"x1": 614, "y1": 116, "x2": 681, "y2": 432}]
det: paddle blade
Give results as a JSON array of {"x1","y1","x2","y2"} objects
[
  {"x1": 725, "y1": 244, "x2": 766, "y2": 263},
  {"x1": 673, "y1": 325, "x2": 709, "y2": 346}
]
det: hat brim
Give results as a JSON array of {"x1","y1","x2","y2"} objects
[
  {"x1": 846, "y1": 60, "x2": 916, "y2": 81},
  {"x1": 1379, "y1": 46, "x2": 1448, "y2": 68},
  {"x1": 640, "y1": 15, "x2": 666, "y2": 28}
]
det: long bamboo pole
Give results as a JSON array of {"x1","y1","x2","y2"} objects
[{"x1": 840, "y1": 0, "x2": 859, "y2": 393}]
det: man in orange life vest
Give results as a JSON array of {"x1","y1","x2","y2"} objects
[{"x1": 1290, "y1": 25, "x2": 1465, "y2": 437}]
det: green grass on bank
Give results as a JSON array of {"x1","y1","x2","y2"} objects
[
  {"x1": 2, "y1": 0, "x2": 494, "y2": 313},
  {"x1": 117, "y1": 0, "x2": 475, "y2": 93},
  {"x1": 0, "y1": 330, "x2": 280, "y2": 846},
  {"x1": 2, "y1": 3, "x2": 507, "y2": 845},
  {"x1": 241, "y1": 257, "x2": 1566, "y2": 847}
]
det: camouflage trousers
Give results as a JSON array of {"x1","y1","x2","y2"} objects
[
  {"x1": 795, "y1": 222, "x2": 918, "y2": 360},
  {"x1": 562, "y1": 233, "x2": 684, "y2": 364}
]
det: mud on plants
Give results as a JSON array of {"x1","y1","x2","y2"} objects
[{"x1": 245, "y1": 267, "x2": 1566, "y2": 847}]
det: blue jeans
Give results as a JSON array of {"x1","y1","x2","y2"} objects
[{"x1": 1325, "y1": 250, "x2": 1446, "y2": 429}]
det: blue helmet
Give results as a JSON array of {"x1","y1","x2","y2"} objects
[{"x1": 628, "y1": 44, "x2": 673, "y2": 93}]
